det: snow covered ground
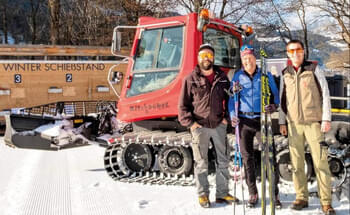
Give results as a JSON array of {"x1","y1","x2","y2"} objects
[{"x1": 0, "y1": 137, "x2": 349, "y2": 215}]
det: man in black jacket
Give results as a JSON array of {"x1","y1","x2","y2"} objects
[{"x1": 178, "y1": 43, "x2": 239, "y2": 208}]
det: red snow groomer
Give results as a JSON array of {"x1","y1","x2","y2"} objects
[{"x1": 104, "y1": 9, "x2": 256, "y2": 185}]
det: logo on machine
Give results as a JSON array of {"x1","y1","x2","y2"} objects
[{"x1": 130, "y1": 102, "x2": 169, "y2": 113}]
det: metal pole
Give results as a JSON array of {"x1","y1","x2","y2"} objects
[{"x1": 347, "y1": 83, "x2": 350, "y2": 109}]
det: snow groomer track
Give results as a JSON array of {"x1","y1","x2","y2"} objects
[
  {"x1": 103, "y1": 130, "x2": 288, "y2": 186},
  {"x1": 104, "y1": 130, "x2": 197, "y2": 186}
]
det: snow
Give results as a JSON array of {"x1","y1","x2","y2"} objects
[
  {"x1": 0, "y1": 137, "x2": 349, "y2": 215},
  {"x1": 256, "y1": 37, "x2": 281, "y2": 42},
  {"x1": 0, "y1": 30, "x2": 15, "y2": 44},
  {"x1": 327, "y1": 41, "x2": 349, "y2": 51}
]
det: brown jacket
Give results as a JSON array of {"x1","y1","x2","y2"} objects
[
  {"x1": 178, "y1": 65, "x2": 230, "y2": 128},
  {"x1": 279, "y1": 61, "x2": 331, "y2": 124}
]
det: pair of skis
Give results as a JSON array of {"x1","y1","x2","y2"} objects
[{"x1": 260, "y1": 48, "x2": 276, "y2": 215}]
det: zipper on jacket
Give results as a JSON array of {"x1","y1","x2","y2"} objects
[
  {"x1": 295, "y1": 68, "x2": 304, "y2": 122},
  {"x1": 209, "y1": 72, "x2": 223, "y2": 128},
  {"x1": 208, "y1": 73, "x2": 216, "y2": 128},
  {"x1": 251, "y1": 77, "x2": 254, "y2": 113}
]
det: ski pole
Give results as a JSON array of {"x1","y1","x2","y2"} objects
[
  {"x1": 233, "y1": 146, "x2": 238, "y2": 215},
  {"x1": 233, "y1": 81, "x2": 245, "y2": 215},
  {"x1": 236, "y1": 133, "x2": 246, "y2": 215}
]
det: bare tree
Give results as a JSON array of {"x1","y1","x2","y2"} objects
[
  {"x1": 27, "y1": 0, "x2": 47, "y2": 44},
  {"x1": 48, "y1": 0, "x2": 60, "y2": 44},
  {"x1": 177, "y1": 0, "x2": 213, "y2": 13},
  {"x1": 243, "y1": 1, "x2": 293, "y2": 43},
  {"x1": 295, "y1": 0, "x2": 309, "y2": 58},
  {"x1": 217, "y1": 0, "x2": 260, "y2": 22},
  {"x1": 57, "y1": 0, "x2": 121, "y2": 45},
  {"x1": 307, "y1": 0, "x2": 350, "y2": 47},
  {"x1": 115, "y1": 0, "x2": 178, "y2": 47},
  {"x1": 0, "y1": 0, "x2": 9, "y2": 44},
  {"x1": 244, "y1": 0, "x2": 315, "y2": 57},
  {"x1": 269, "y1": 0, "x2": 292, "y2": 44},
  {"x1": 52, "y1": 0, "x2": 178, "y2": 46},
  {"x1": 177, "y1": 0, "x2": 258, "y2": 23},
  {"x1": 119, "y1": 0, "x2": 177, "y2": 23},
  {"x1": 0, "y1": 0, "x2": 31, "y2": 44}
]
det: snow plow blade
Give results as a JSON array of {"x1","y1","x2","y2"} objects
[
  {"x1": 4, "y1": 114, "x2": 90, "y2": 150},
  {"x1": 3, "y1": 101, "x2": 121, "y2": 150}
]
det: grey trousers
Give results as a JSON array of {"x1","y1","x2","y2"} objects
[{"x1": 191, "y1": 123, "x2": 229, "y2": 198}]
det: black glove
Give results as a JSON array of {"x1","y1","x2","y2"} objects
[{"x1": 264, "y1": 104, "x2": 277, "y2": 113}]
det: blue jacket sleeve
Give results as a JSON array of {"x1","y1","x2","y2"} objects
[
  {"x1": 267, "y1": 72, "x2": 280, "y2": 105},
  {"x1": 228, "y1": 75, "x2": 237, "y2": 119}
]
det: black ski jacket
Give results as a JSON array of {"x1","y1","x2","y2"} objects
[{"x1": 178, "y1": 65, "x2": 230, "y2": 128}]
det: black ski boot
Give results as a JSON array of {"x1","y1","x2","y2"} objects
[
  {"x1": 247, "y1": 193, "x2": 258, "y2": 208},
  {"x1": 275, "y1": 195, "x2": 282, "y2": 209}
]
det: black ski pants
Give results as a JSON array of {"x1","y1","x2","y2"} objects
[{"x1": 238, "y1": 117, "x2": 280, "y2": 196}]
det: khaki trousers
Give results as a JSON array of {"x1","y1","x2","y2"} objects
[{"x1": 288, "y1": 122, "x2": 332, "y2": 205}]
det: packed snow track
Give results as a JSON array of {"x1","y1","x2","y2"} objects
[{"x1": 0, "y1": 137, "x2": 349, "y2": 215}]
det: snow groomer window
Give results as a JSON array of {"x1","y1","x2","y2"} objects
[
  {"x1": 128, "y1": 26, "x2": 183, "y2": 97},
  {"x1": 203, "y1": 28, "x2": 240, "y2": 70}
]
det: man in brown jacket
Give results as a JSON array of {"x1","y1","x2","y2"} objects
[
  {"x1": 178, "y1": 43, "x2": 238, "y2": 208},
  {"x1": 279, "y1": 39, "x2": 335, "y2": 215}
]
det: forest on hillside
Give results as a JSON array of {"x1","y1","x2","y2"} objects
[{"x1": 0, "y1": 0, "x2": 349, "y2": 66}]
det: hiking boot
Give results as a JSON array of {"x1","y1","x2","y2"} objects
[
  {"x1": 290, "y1": 199, "x2": 308, "y2": 210},
  {"x1": 322, "y1": 205, "x2": 336, "y2": 215},
  {"x1": 275, "y1": 195, "x2": 282, "y2": 209},
  {"x1": 199, "y1": 195, "x2": 210, "y2": 208},
  {"x1": 247, "y1": 193, "x2": 258, "y2": 208},
  {"x1": 216, "y1": 194, "x2": 239, "y2": 204}
]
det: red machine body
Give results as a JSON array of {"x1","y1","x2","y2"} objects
[{"x1": 117, "y1": 13, "x2": 244, "y2": 123}]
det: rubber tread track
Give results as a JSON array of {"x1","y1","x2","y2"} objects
[
  {"x1": 103, "y1": 130, "x2": 198, "y2": 186},
  {"x1": 104, "y1": 130, "x2": 286, "y2": 186}
]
